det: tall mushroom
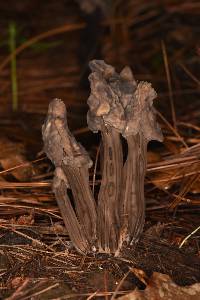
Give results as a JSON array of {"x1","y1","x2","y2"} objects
[
  {"x1": 120, "y1": 79, "x2": 163, "y2": 244},
  {"x1": 87, "y1": 61, "x2": 124, "y2": 253}
]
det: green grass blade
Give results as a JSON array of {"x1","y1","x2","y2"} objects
[{"x1": 9, "y1": 22, "x2": 18, "y2": 111}]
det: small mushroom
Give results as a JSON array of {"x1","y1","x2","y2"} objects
[{"x1": 42, "y1": 99, "x2": 97, "y2": 253}]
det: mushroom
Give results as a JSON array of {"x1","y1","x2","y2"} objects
[
  {"x1": 119, "y1": 72, "x2": 164, "y2": 245},
  {"x1": 87, "y1": 61, "x2": 124, "y2": 253},
  {"x1": 42, "y1": 61, "x2": 163, "y2": 255},
  {"x1": 42, "y1": 99, "x2": 97, "y2": 253}
]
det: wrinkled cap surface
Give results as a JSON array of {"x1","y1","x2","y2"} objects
[
  {"x1": 87, "y1": 60, "x2": 163, "y2": 142},
  {"x1": 42, "y1": 99, "x2": 93, "y2": 168}
]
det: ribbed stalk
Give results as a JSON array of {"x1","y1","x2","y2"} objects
[{"x1": 98, "y1": 126, "x2": 123, "y2": 252}]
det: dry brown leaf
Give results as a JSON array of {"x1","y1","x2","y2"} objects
[
  {"x1": 0, "y1": 137, "x2": 24, "y2": 158},
  {"x1": 148, "y1": 143, "x2": 200, "y2": 191},
  {"x1": 1, "y1": 154, "x2": 35, "y2": 181},
  {"x1": 149, "y1": 161, "x2": 200, "y2": 191},
  {"x1": 51, "y1": 223, "x2": 66, "y2": 234},
  {"x1": 0, "y1": 175, "x2": 6, "y2": 182},
  {"x1": 16, "y1": 213, "x2": 35, "y2": 225},
  {"x1": 147, "y1": 151, "x2": 161, "y2": 164},
  {"x1": 10, "y1": 277, "x2": 24, "y2": 289},
  {"x1": 0, "y1": 137, "x2": 36, "y2": 181},
  {"x1": 119, "y1": 272, "x2": 200, "y2": 300},
  {"x1": 130, "y1": 268, "x2": 148, "y2": 285},
  {"x1": 190, "y1": 180, "x2": 200, "y2": 194}
]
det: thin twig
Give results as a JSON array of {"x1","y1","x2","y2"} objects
[
  {"x1": 156, "y1": 109, "x2": 188, "y2": 148},
  {"x1": 21, "y1": 283, "x2": 59, "y2": 300},
  {"x1": 161, "y1": 40, "x2": 177, "y2": 129},
  {"x1": 179, "y1": 225, "x2": 200, "y2": 248},
  {"x1": 178, "y1": 62, "x2": 200, "y2": 86}
]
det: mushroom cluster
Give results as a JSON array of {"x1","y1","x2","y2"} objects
[{"x1": 42, "y1": 60, "x2": 163, "y2": 255}]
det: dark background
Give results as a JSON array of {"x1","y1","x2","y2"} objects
[{"x1": 0, "y1": 0, "x2": 199, "y2": 118}]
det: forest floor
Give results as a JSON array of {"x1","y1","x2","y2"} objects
[{"x1": 0, "y1": 1, "x2": 199, "y2": 299}]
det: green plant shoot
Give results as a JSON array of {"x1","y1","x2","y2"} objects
[{"x1": 9, "y1": 22, "x2": 18, "y2": 111}]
